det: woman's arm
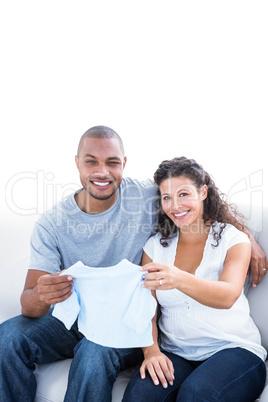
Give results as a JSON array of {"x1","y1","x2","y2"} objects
[
  {"x1": 140, "y1": 252, "x2": 174, "y2": 388},
  {"x1": 141, "y1": 242, "x2": 251, "y2": 309}
]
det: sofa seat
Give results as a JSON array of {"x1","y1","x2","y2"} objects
[{"x1": 34, "y1": 360, "x2": 137, "y2": 402}]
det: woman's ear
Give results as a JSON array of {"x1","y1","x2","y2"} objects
[{"x1": 201, "y1": 184, "x2": 208, "y2": 201}]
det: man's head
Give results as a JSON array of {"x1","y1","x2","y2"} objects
[
  {"x1": 75, "y1": 126, "x2": 127, "y2": 211},
  {"x1": 77, "y1": 126, "x2": 125, "y2": 158}
]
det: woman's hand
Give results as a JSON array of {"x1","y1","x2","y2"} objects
[
  {"x1": 141, "y1": 262, "x2": 180, "y2": 290},
  {"x1": 140, "y1": 349, "x2": 174, "y2": 388}
]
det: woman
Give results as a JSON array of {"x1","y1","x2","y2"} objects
[{"x1": 123, "y1": 157, "x2": 266, "y2": 402}]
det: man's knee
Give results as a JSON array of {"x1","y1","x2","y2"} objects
[
  {"x1": 0, "y1": 313, "x2": 56, "y2": 353},
  {"x1": 0, "y1": 316, "x2": 35, "y2": 367},
  {"x1": 0, "y1": 315, "x2": 26, "y2": 343}
]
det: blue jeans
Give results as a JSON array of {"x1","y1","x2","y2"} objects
[
  {"x1": 123, "y1": 348, "x2": 266, "y2": 402},
  {"x1": 0, "y1": 310, "x2": 143, "y2": 402}
]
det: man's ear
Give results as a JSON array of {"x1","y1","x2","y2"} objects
[
  {"x1": 123, "y1": 156, "x2": 127, "y2": 170},
  {"x1": 75, "y1": 155, "x2": 79, "y2": 170}
]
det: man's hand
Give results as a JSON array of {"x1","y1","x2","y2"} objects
[
  {"x1": 21, "y1": 269, "x2": 75, "y2": 318},
  {"x1": 37, "y1": 272, "x2": 75, "y2": 305},
  {"x1": 249, "y1": 239, "x2": 268, "y2": 287}
]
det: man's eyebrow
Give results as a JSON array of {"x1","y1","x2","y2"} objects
[
  {"x1": 107, "y1": 157, "x2": 122, "y2": 161},
  {"x1": 82, "y1": 153, "x2": 121, "y2": 161},
  {"x1": 83, "y1": 153, "x2": 96, "y2": 159}
]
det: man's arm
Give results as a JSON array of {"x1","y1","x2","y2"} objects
[
  {"x1": 21, "y1": 269, "x2": 74, "y2": 318},
  {"x1": 245, "y1": 229, "x2": 268, "y2": 287}
]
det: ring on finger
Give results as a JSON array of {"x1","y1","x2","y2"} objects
[{"x1": 159, "y1": 279, "x2": 163, "y2": 286}]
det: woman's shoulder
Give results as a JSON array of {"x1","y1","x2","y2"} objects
[
  {"x1": 221, "y1": 222, "x2": 246, "y2": 236},
  {"x1": 144, "y1": 232, "x2": 162, "y2": 249},
  {"x1": 215, "y1": 222, "x2": 250, "y2": 247},
  {"x1": 143, "y1": 232, "x2": 178, "y2": 259}
]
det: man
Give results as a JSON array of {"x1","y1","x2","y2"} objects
[
  {"x1": 0, "y1": 126, "x2": 267, "y2": 401},
  {"x1": 0, "y1": 126, "x2": 157, "y2": 401}
]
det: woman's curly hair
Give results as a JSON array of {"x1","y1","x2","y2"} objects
[{"x1": 154, "y1": 157, "x2": 246, "y2": 247}]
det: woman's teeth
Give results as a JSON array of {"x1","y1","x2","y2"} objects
[{"x1": 174, "y1": 211, "x2": 188, "y2": 217}]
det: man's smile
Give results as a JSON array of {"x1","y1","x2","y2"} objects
[{"x1": 92, "y1": 181, "x2": 112, "y2": 188}]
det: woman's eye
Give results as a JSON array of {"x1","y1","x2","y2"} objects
[{"x1": 179, "y1": 193, "x2": 188, "y2": 197}]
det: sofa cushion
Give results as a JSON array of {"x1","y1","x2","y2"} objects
[
  {"x1": 34, "y1": 360, "x2": 136, "y2": 402},
  {"x1": 247, "y1": 275, "x2": 268, "y2": 352},
  {"x1": 247, "y1": 205, "x2": 268, "y2": 352},
  {"x1": 34, "y1": 360, "x2": 71, "y2": 402}
]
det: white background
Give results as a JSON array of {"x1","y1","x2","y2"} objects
[{"x1": 1, "y1": 1, "x2": 267, "y2": 267}]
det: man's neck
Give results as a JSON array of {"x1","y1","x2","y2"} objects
[{"x1": 75, "y1": 189, "x2": 118, "y2": 214}]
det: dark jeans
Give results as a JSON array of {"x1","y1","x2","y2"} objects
[
  {"x1": 123, "y1": 348, "x2": 266, "y2": 402},
  {"x1": 0, "y1": 310, "x2": 143, "y2": 402}
]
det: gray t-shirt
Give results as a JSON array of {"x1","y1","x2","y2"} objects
[{"x1": 29, "y1": 177, "x2": 157, "y2": 273}]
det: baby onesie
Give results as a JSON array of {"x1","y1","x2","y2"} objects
[{"x1": 52, "y1": 259, "x2": 157, "y2": 348}]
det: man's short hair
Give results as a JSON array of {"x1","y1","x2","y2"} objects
[{"x1": 77, "y1": 126, "x2": 125, "y2": 156}]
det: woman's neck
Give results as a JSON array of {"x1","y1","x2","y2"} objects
[{"x1": 179, "y1": 220, "x2": 211, "y2": 244}]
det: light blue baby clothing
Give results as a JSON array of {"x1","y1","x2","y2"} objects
[{"x1": 52, "y1": 259, "x2": 157, "y2": 348}]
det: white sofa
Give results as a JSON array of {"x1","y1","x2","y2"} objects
[{"x1": 1, "y1": 204, "x2": 268, "y2": 402}]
